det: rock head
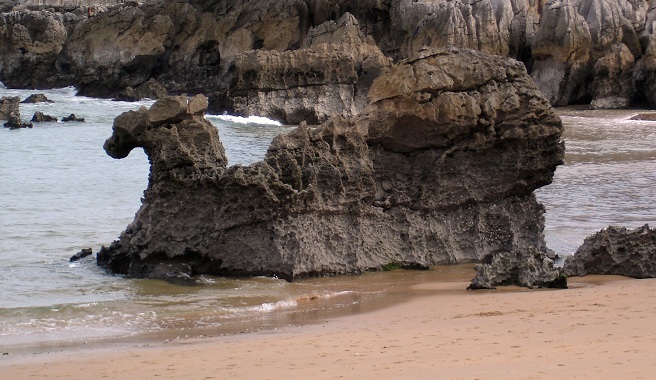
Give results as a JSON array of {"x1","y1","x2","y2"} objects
[{"x1": 98, "y1": 47, "x2": 564, "y2": 282}]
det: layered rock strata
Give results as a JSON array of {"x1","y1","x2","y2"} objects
[
  {"x1": 564, "y1": 225, "x2": 656, "y2": 278},
  {"x1": 2, "y1": 0, "x2": 656, "y2": 122},
  {"x1": 98, "y1": 48, "x2": 564, "y2": 281}
]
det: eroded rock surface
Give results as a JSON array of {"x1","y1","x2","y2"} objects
[
  {"x1": 98, "y1": 48, "x2": 564, "y2": 281},
  {"x1": 468, "y1": 247, "x2": 566, "y2": 289},
  {"x1": 564, "y1": 225, "x2": 656, "y2": 278}
]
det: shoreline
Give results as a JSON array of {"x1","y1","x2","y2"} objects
[{"x1": 4, "y1": 274, "x2": 656, "y2": 379}]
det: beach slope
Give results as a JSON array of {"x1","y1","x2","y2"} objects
[{"x1": 3, "y1": 276, "x2": 655, "y2": 379}]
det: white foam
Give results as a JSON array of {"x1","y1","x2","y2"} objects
[
  {"x1": 251, "y1": 299, "x2": 298, "y2": 313},
  {"x1": 207, "y1": 114, "x2": 282, "y2": 126}
]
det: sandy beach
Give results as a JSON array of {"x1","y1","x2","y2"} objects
[{"x1": 3, "y1": 275, "x2": 656, "y2": 379}]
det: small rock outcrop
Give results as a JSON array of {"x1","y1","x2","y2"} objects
[
  {"x1": 70, "y1": 248, "x2": 93, "y2": 262},
  {"x1": 62, "y1": 114, "x2": 84, "y2": 122},
  {"x1": 21, "y1": 93, "x2": 53, "y2": 103},
  {"x1": 564, "y1": 225, "x2": 656, "y2": 278},
  {"x1": 31, "y1": 111, "x2": 57, "y2": 122},
  {"x1": 3, "y1": 110, "x2": 32, "y2": 129},
  {"x1": 98, "y1": 48, "x2": 564, "y2": 282},
  {"x1": 1, "y1": 96, "x2": 32, "y2": 128},
  {"x1": 468, "y1": 248, "x2": 567, "y2": 289}
]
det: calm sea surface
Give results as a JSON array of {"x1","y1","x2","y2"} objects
[{"x1": 0, "y1": 88, "x2": 654, "y2": 351}]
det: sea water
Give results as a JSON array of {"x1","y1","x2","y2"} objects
[{"x1": 0, "y1": 87, "x2": 655, "y2": 351}]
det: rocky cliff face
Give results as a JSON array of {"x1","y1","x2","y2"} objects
[
  {"x1": 3, "y1": 0, "x2": 656, "y2": 121},
  {"x1": 97, "y1": 47, "x2": 563, "y2": 281},
  {"x1": 213, "y1": 13, "x2": 391, "y2": 124}
]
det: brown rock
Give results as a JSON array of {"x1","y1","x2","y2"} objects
[
  {"x1": 0, "y1": 96, "x2": 20, "y2": 121},
  {"x1": 97, "y1": 48, "x2": 564, "y2": 283}
]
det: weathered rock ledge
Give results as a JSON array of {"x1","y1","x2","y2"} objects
[
  {"x1": 564, "y1": 225, "x2": 656, "y2": 278},
  {"x1": 97, "y1": 48, "x2": 564, "y2": 282}
]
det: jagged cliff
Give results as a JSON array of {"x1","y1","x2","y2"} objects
[
  {"x1": 97, "y1": 47, "x2": 564, "y2": 281},
  {"x1": 1, "y1": 0, "x2": 656, "y2": 120}
]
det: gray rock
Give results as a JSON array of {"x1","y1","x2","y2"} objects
[
  {"x1": 564, "y1": 225, "x2": 656, "y2": 278},
  {"x1": 97, "y1": 48, "x2": 564, "y2": 281},
  {"x1": 468, "y1": 247, "x2": 567, "y2": 289}
]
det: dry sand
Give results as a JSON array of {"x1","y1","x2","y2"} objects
[{"x1": 3, "y1": 275, "x2": 656, "y2": 379}]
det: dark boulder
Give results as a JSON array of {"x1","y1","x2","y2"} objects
[
  {"x1": 564, "y1": 225, "x2": 656, "y2": 278},
  {"x1": 97, "y1": 48, "x2": 564, "y2": 282},
  {"x1": 31, "y1": 111, "x2": 58, "y2": 122},
  {"x1": 69, "y1": 248, "x2": 93, "y2": 262}
]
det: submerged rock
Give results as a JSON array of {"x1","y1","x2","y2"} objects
[
  {"x1": 98, "y1": 47, "x2": 564, "y2": 281},
  {"x1": 468, "y1": 248, "x2": 567, "y2": 289},
  {"x1": 564, "y1": 225, "x2": 656, "y2": 278},
  {"x1": 62, "y1": 114, "x2": 85, "y2": 122},
  {"x1": 31, "y1": 111, "x2": 57, "y2": 122}
]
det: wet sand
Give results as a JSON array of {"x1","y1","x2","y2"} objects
[{"x1": 3, "y1": 275, "x2": 656, "y2": 379}]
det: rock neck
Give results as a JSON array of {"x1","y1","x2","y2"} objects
[{"x1": 104, "y1": 94, "x2": 227, "y2": 186}]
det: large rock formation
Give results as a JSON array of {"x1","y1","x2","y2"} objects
[
  {"x1": 97, "y1": 47, "x2": 564, "y2": 281},
  {"x1": 564, "y1": 225, "x2": 656, "y2": 278}
]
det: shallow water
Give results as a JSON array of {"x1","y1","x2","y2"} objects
[
  {"x1": 0, "y1": 87, "x2": 654, "y2": 351},
  {"x1": 536, "y1": 108, "x2": 656, "y2": 256}
]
